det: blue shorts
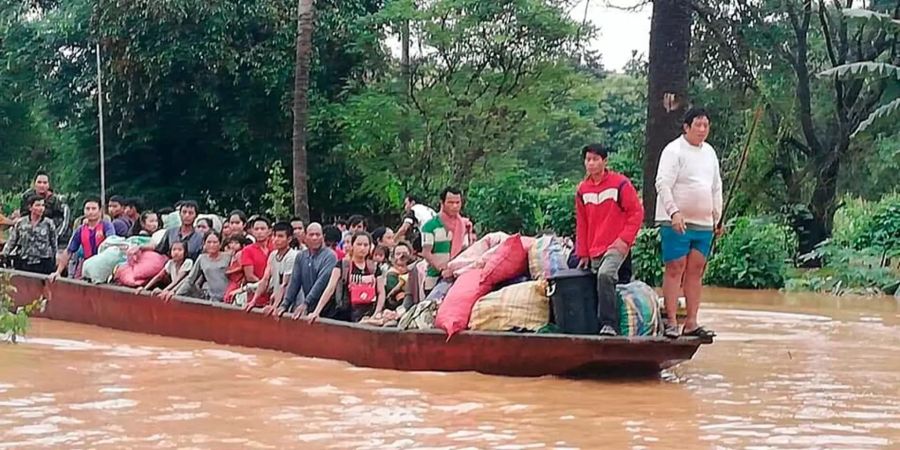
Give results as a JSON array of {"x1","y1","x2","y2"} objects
[{"x1": 660, "y1": 225, "x2": 714, "y2": 263}]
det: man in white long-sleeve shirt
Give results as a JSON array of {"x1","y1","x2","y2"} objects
[{"x1": 655, "y1": 107, "x2": 722, "y2": 339}]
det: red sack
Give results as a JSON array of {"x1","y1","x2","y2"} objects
[
  {"x1": 435, "y1": 269, "x2": 490, "y2": 338},
  {"x1": 115, "y1": 251, "x2": 168, "y2": 287},
  {"x1": 133, "y1": 251, "x2": 169, "y2": 281},
  {"x1": 114, "y1": 265, "x2": 140, "y2": 287},
  {"x1": 480, "y1": 234, "x2": 529, "y2": 289}
]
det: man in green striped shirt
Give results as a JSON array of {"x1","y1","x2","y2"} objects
[{"x1": 421, "y1": 187, "x2": 475, "y2": 292}]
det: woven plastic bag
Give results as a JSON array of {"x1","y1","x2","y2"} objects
[
  {"x1": 616, "y1": 281, "x2": 661, "y2": 336},
  {"x1": 469, "y1": 281, "x2": 549, "y2": 332},
  {"x1": 527, "y1": 235, "x2": 570, "y2": 280}
]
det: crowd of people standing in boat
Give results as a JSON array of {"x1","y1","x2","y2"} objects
[{"x1": 1, "y1": 107, "x2": 721, "y2": 338}]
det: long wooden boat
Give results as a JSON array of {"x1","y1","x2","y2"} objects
[{"x1": 5, "y1": 270, "x2": 712, "y2": 377}]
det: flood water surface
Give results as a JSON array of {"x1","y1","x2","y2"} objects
[{"x1": 1, "y1": 288, "x2": 898, "y2": 449}]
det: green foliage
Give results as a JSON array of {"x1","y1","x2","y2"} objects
[
  {"x1": 0, "y1": 0, "x2": 384, "y2": 213},
  {"x1": 853, "y1": 98, "x2": 900, "y2": 138},
  {"x1": 337, "y1": 0, "x2": 594, "y2": 209},
  {"x1": 819, "y1": 62, "x2": 900, "y2": 81},
  {"x1": 0, "y1": 272, "x2": 38, "y2": 343},
  {"x1": 831, "y1": 196, "x2": 873, "y2": 248},
  {"x1": 705, "y1": 217, "x2": 797, "y2": 289},
  {"x1": 788, "y1": 241, "x2": 897, "y2": 295},
  {"x1": 854, "y1": 194, "x2": 900, "y2": 259},
  {"x1": 466, "y1": 168, "x2": 576, "y2": 237},
  {"x1": 840, "y1": 8, "x2": 900, "y2": 32},
  {"x1": 262, "y1": 160, "x2": 292, "y2": 221},
  {"x1": 0, "y1": 190, "x2": 18, "y2": 216},
  {"x1": 631, "y1": 228, "x2": 663, "y2": 287},
  {"x1": 691, "y1": 0, "x2": 899, "y2": 243},
  {"x1": 832, "y1": 193, "x2": 900, "y2": 257},
  {"x1": 789, "y1": 193, "x2": 900, "y2": 295}
]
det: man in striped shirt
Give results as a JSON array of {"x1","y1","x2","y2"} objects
[{"x1": 421, "y1": 187, "x2": 475, "y2": 293}]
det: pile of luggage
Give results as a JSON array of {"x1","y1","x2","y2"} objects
[{"x1": 415, "y1": 232, "x2": 661, "y2": 338}]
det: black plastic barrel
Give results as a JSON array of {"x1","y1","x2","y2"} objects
[{"x1": 547, "y1": 268, "x2": 598, "y2": 334}]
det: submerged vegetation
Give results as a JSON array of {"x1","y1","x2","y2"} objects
[{"x1": 0, "y1": 272, "x2": 38, "y2": 343}]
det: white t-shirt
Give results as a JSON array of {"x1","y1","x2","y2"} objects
[
  {"x1": 405, "y1": 204, "x2": 437, "y2": 231},
  {"x1": 165, "y1": 258, "x2": 194, "y2": 283},
  {"x1": 654, "y1": 136, "x2": 723, "y2": 228},
  {"x1": 268, "y1": 248, "x2": 298, "y2": 297}
]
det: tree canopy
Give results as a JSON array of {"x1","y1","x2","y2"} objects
[{"x1": 0, "y1": 0, "x2": 896, "y2": 240}]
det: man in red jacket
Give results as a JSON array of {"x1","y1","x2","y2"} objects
[{"x1": 575, "y1": 143, "x2": 644, "y2": 336}]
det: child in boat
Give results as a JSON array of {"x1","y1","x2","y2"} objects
[
  {"x1": 136, "y1": 241, "x2": 193, "y2": 298},
  {"x1": 223, "y1": 236, "x2": 248, "y2": 304},
  {"x1": 384, "y1": 242, "x2": 414, "y2": 314},
  {"x1": 372, "y1": 245, "x2": 390, "y2": 274}
]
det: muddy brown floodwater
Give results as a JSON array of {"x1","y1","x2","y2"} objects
[{"x1": 1, "y1": 288, "x2": 898, "y2": 449}]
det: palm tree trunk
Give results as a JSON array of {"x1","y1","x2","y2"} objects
[
  {"x1": 292, "y1": 0, "x2": 315, "y2": 222},
  {"x1": 399, "y1": 17, "x2": 411, "y2": 155},
  {"x1": 642, "y1": 0, "x2": 692, "y2": 225}
]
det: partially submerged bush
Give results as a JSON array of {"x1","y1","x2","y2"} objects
[
  {"x1": 788, "y1": 241, "x2": 898, "y2": 296},
  {"x1": 790, "y1": 194, "x2": 900, "y2": 295},
  {"x1": 632, "y1": 228, "x2": 663, "y2": 287},
  {"x1": 1, "y1": 272, "x2": 38, "y2": 343},
  {"x1": 705, "y1": 216, "x2": 797, "y2": 289}
]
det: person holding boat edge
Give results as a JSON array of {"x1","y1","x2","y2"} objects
[
  {"x1": 48, "y1": 196, "x2": 115, "y2": 282},
  {"x1": 275, "y1": 223, "x2": 339, "y2": 320},
  {"x1": 250, "y1": 222, "x2": 298, "y2": 314},
  {"x1": 2, "y1": 194, "x2": 58, "y2": 274},
  {"x1": 655, "y1": 107, "x2": 723, "y2": 339},
  {"x1": 575, "y1": 143, "x2": 644, "y2": 336}
]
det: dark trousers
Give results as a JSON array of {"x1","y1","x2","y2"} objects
[
  {"x1": 591, "y1": 251, "x2": 626, "y2": 332},
  {"x1": 14, "y1": 257, "x2": 56, "y2": 275}
]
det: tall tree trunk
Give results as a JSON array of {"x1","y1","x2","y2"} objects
[
  {"x1": 642, "y1": 0, "x2": 692, "y2": 225},
  {"x1": 292, "y1": 0, "x2": 315, "y2": 222},
  {"x1": 399, "y1": 17, "x2": 411, "y2": 156}
]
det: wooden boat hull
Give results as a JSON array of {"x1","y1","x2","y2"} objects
[{"x1": 6, "y1": 270, "x2": 711, "y2": 377}]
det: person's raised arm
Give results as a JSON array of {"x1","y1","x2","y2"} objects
[{"x1": 396, "y1": 213, "x2": 415, "y2": 242}]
